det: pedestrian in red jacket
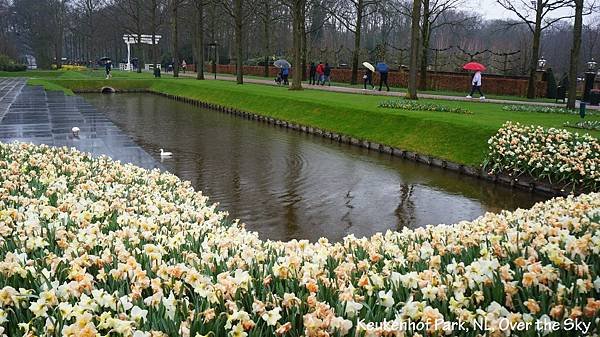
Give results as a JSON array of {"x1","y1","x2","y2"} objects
[{"x1": 316, "y1": 62, "x2": 325, "y2": 85}]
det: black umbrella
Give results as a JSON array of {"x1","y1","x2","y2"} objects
[{"x1": 99, "y1": 57, "x2": 111, "y2": 62}]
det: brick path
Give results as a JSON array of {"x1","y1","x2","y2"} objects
[{"x1": 0, "y1": 78, "x2": 161, "y2": 170}]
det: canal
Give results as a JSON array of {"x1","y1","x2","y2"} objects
[{"x1": 83, "y1": 93, "x2": 547, "y2": 242}]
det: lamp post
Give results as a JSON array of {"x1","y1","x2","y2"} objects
[
  {"x1": 537, "y1": 56, "x2": 546, "y2": 71},
  {"x1": 583, "y1": 58, "x2": 597, "y2": 102},
  {"x1": 207, "y1": 41, "x2": 218, "y2": 80}
]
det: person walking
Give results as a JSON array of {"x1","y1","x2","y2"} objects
[
  {"x1": 377, "y1": 63, "x2": 389, "y2": 91},
  {"x1": 323, "y1": 63, "x2": 332, "y2": 86},
  {"x1": 182, "y1": 59, "x2": 187, "y2": 73},
  {"x1": 466, "y1": 70, "x2": 485, "y2": 100},
  {"x1": 282, "y1": 67, "x2": 290, "y2": 85},
  {"x1": 309, "y1": 62, "x2": 317, "y2": 85},
  {"x1": 104, "y1": 60, "x2": 112, "y2": 79},
  {"x1": 316, "y1": 62, "x2": 325, "y2": 85},
  {"x1": 363, "y1": 68, "x2": 374, "y2": 90}
]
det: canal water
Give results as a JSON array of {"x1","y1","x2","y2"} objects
[{"x1": 83, "y1": 93, "x2": 547, "y2": 242}]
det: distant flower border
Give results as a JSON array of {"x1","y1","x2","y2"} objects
[
  {"x1": 502, "y1": 104, "x2": 596, "y2": 115},
  {"x1": 564, "y1": 120, "x2": 600, "y2": 131},
  {"x1": 484, "y1": 121, "x2": 600, "y2": 191},
  {"x1": 379, "y1": 100, "x2": 472, "y2": 114}
]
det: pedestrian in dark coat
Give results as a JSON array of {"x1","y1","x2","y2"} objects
[
  {"x1": 309, "y1": 62, "x2": 317, "y2": 85},
  {"x1": 363, "y1": 69, "x2": 374, "y2": 90},
  {"x1": 323, "y1": 63, "x2": 332, "y2": 86}
]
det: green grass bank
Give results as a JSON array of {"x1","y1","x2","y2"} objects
[{"x1": 4, "y1": 69, "x2": 599, "y2": 167}]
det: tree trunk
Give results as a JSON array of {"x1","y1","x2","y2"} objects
[
  {"x1": 137, "y1": 32, "x2": 143, "y2": 73},
  {"x1": 526, "y1": 4, "x2": 543, "y2": 98},
  {"x1": 350, "y1": 0, "x2": 363, "y2": 85},
  {"x1": 54, "y1": 1, "x2": 65, "y2": 69},
  {"x1": 418, "y1": 0, "x2": 430, "y2": 90},
  {"x1": 234, "y1": 0, "x2": 244, "y2": 84},
  {"x1": 567, "y1": 0, "x2": 583, "y2": 109},
  {"x1": 151, "y1": 0, "x2": 159, "y2": 67},
  {"x1": 291, "y1": 0, "x2": 305, "y2": 90},
  {"x1": 172, "y1": 0, "x2": 179, "y2": 77},
  {"x1": 195, "y1": 1, "x2": 205, "y2": 80},
  {"x1": 263, "y1": 1, "x2": 271, "y2": 78},
  {"x1": 301, "y1": 5, "x2": 307, "y2": 80},
  {"x1": 407, "y1": 0, "x2": 421, "y2": 99}
]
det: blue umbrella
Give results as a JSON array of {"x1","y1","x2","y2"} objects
[{"x1": 376, "y1": 62, "x2": 389, "y2": 73}]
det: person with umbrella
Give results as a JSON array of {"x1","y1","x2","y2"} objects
[
  {"x1": 363, "y1": 62, "x2": 375, "y2": 90},
  {"x1": 104, "y1": 60, "x2": 112, "y2": 79},
  {"x1": 281, "y1": 66, "x2": 290, "y2": 85},
  {"x1": 376, "y1": 62, "x2": 390, "y2": 91},
  {"x1": 463, "y1": 62, "x2": 486, "y2": 100}
]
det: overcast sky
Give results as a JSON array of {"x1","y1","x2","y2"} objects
[{"x1": 473, "y1": 0, "x2": 577, "y2": 21}]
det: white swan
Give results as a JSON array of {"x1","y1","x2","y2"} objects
[{"x1": 160, "y1": 149, "x2": 173, "y2": 157}]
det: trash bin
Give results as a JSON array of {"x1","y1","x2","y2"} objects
[{"x1": 580, "y1": 102, "x2": 586, "y2": 119}]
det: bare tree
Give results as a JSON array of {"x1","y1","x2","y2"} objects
[
  {"x1": 325, "y1": 0, "x2": 380, "y2": 84},
  {"x1": 567, "y1": 0, "x2": 583, "y2": 109},
  {"x1": 418, "y1": 1, "x2": 472, "y2": 89},
  {"x1": 221, "y1": 0, "x2": 255, "y2": 84},
  {"x1": 170, "y1": 0, "x2": 182, "y2": 77},
  {"x1": 497, "y1": 0, "x2": 576, "y2": 98},
  {"x1": 407, "y1": 0, "x2": 421, "y2": 99},
  {"x1": 290, "y1": 0, "x2": 306, "y2": 89},
  {"x1": 192, "y1": 0, "x2": 206, "y2": 79}
]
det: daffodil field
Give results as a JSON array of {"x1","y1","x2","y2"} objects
[
  {"x1": 1, "y1": 142, "x2": 599, "y2": 337},
  {"x1": 485, "y1": 122, "x2": 600, "y2": 192}
]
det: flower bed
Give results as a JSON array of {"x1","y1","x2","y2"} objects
[
  {"x1": 485, "y1": 122, "x2": 600, "y2": 191},
  {"x1": 564, "y1": 120, "x2": 600, "y2": 131},
  {"x1": 502, "y1": 104, "x2": 596, "y2": 116},
  {"x1": 0, "y1": 142, "x2": 599, "y2": 337},
  {"x1": 379, "y1": 100, "x2": 472, "y2": 114}
]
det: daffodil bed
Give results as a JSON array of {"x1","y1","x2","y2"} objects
[
  {"x1": 1, "y1": 142, "x2": 600, "y2": 337},
  {"x1": 484, "y1": 122, "x2": 600, "y2": 192}
]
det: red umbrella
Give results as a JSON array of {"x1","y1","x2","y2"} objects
[{"x1": 463, "y1": 62, "x2": 486, "y2": 71}]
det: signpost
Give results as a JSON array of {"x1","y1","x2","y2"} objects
[{"x1": 122, "y1": 34, "x2": 162, "y2": 71}]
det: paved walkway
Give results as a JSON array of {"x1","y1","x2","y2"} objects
[
  {"x1": 0, "y1": 78, "x2": 160, "y2": 170},
  {"x1": 178, "y1": 71, "x2": 599, "y2": 110}
]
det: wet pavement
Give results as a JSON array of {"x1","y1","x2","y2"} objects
[{"x1": 0, "y1": 78, "x2": 159, "y2": 170}]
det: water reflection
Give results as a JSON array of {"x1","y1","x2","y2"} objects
[{"x1": 83, "y1": 93, "x2": 548, "y2": 242}]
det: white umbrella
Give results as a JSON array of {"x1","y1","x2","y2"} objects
[
  {"x1": 274, "y1": 59, "x2": 291, "y2": 69},
  {"x1": 362, "y1": 62, "x2": 375, "y2": 72}
]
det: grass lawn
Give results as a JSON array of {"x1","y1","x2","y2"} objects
[{"x1": 3, "y1": 69, "x2": 598, "y2": 167}]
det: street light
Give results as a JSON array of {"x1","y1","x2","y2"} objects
[
  {"x1": 587, "y1": 58, "x2": 597, "y2": 72},
  {"x1": 583, "y1": 58, "x2": 597, "y2": 102},
  {"x1": 207, "y1": 41, "x2": 218, "y2": 80},
  {"x1": 537, "y1": 56, "x2": 546, "y2": 70}
]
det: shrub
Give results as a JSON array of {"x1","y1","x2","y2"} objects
[{"x1": 0, "y1": 54, "x2": 27, "y2": 72}]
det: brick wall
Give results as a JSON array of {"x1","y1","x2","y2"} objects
[{"x1": 203, "y1": 64, "x2": 547, "y2": 97}]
